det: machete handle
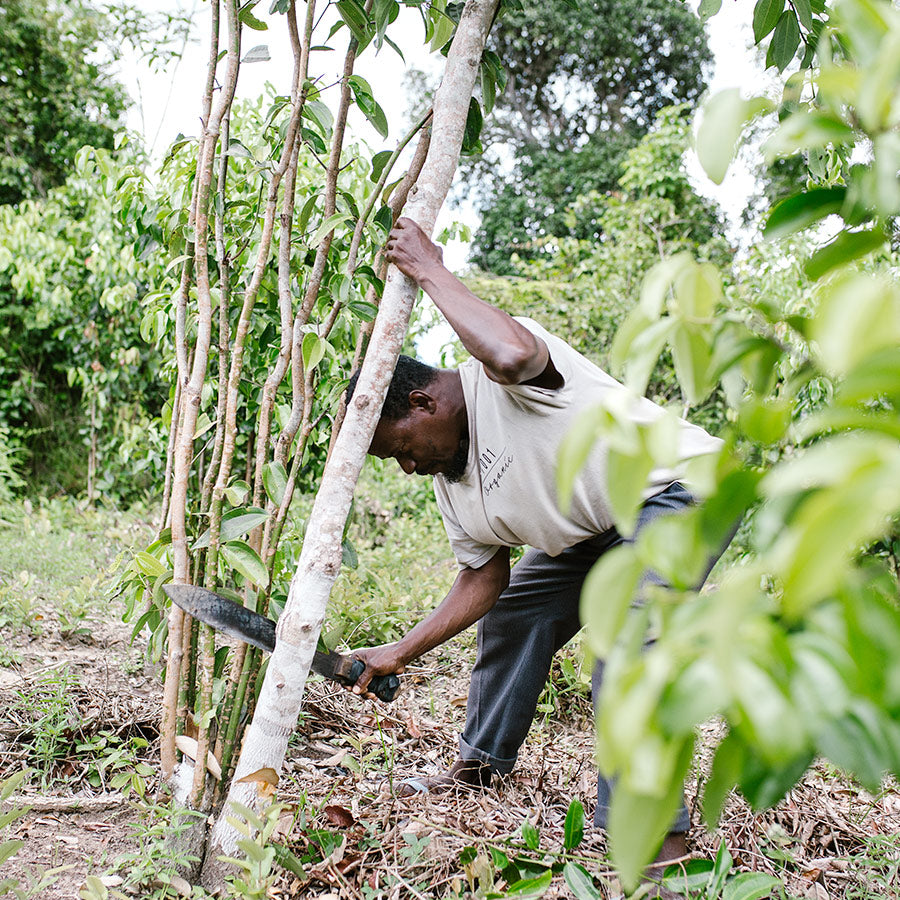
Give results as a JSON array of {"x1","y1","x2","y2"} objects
[{"x1": 347, "y1": 658, "x2": 401, "y2": 703}]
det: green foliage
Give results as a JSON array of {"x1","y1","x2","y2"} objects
[
  {"x1": 0, "y1": 770, "x2": 66, "y2": 900},
  {"x1": 468, "y1": 105, "x2": 729, "y2": 436},
  {"x1": 0, "y1": 0, "x2": 127, "y2": 206},
  {"x1": 105, "y1": 801, "x2": 209, "y2": 899},
  {"x1": 7, "y1": 669, "x2": 83, "y2": 783},
  {"x1": 466, "y1": 0, "x2": 712, "y2": 271},
  {"x1": 566, "y1": 0, "x2": 900, "y2": 886},
  {"x1": 220, "y1": 801, "x2": 294, "y2": 899},
  {"x1": 660, "y1": 842, "x2": 781, "y2": 899},
  {"x1": 452, "y1": 800, "x2": 602, "y2": 899},
  {"x1": 0, "y1": 144, "x2": 166, "y2": 497}
]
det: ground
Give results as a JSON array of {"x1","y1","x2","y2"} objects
[{"x1": 0, "y1": 499, "x2": 898, "y2": 899}]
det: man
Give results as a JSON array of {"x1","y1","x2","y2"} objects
[{"x1": 348, "y1": 217, "x2": 723, "y2": 871}]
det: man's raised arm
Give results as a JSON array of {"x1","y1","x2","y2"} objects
[{"x1": 385, "y1": 218, "x2": 562, "y2": 390}]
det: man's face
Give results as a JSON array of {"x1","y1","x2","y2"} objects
[{"x1": 369, "y1": 408, "x2": 469, "y2": 482}]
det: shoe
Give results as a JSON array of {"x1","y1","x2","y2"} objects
[{"x1": 386, "y1": 757, "x2": 492, "y2": 798}]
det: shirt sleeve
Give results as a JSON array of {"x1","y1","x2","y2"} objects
[{"x1": 433, "y1": 480, "x2": 501, "y2": 570}]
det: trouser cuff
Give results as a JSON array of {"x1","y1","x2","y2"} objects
[{"x1": 458, "y1": 735, "x2": 517, "y2": 775}]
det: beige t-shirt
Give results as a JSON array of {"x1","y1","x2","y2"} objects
[{"x1": 432, "y1": 318, "x2": 722, "y2": 569}]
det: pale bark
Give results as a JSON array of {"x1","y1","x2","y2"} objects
[
  {"x1": 161, "y1": 0, "x2": 240, "y2": 782},
  {"x1": 202, "y1": 0, "x2": 499, "y2": 881}
]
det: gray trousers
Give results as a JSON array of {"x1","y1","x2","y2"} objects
[{"x1": 458, "y1": 482, "x2": 710, "y2": 834}]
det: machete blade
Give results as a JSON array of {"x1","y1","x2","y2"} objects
[
  {"x1": 162, "y1": 583, "x2": 400, "y2": 702},
  {"x1": 163, "y1": 583, "x2": 276, "y2": 653}
]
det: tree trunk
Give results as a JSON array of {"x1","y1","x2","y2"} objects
[{"x1": 201, "y1": 0, "x2": 500, "y2": 882}]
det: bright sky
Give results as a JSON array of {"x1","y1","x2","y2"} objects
[{"x1": 121, "y1": 1, "x2": 769, "y2": 270}]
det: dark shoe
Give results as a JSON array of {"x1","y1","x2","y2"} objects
[
  {"x1": 639, "y1": 833, "x2": 691, "y2": 898},
  {"x1": 389, "y1": 757, "x2": 492, "y2": 798}
]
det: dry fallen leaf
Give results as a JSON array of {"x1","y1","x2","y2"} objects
[
  {"x1": 174, "y1": 734, "x2": 222, "y2": 779},
  {"x1": 405, "y1": 714, "x2": 422, "y2": 738},
  {"x1": 236, "y1": 765, "x2": 280, "y2": 799},
  {"x1": 236, "y1": 766, "x2": 280, "y2": 786},
  {"x1": 324, "y1": 804, "x2": 355, "y2": 828}
]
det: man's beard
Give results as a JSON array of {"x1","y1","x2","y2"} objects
[{"x1": 443, "y1": 437, "x2": 469, "y2": 484}]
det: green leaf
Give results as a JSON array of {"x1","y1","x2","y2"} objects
[
  {"x1": 721, "y1": 872, "x2": 784, "y2": 900},
  {"x1": 462, "y1": 98, "x2": 483, "y2": 155},
  {"x1": 606, "y1": 447, "x2": 656, "y2": 537},
  {"x1": 336, "y1": 0, "x2": 373, "y2": 50},
  {"x1": 310, "y1": 212, "x2": 352, "y2": 247},
  {"x1": 621, "y1": 318, "x2": 676, "y2": 397},
  {"x1": 764, "y1": 112, "x2": 855, "y2": 162},
  {"x1": 506, "y1": 869, "x2": 552, "y2": 897},
  {"x1": 303, "y1": 99, "x2": 334, "y2": 136},
  {"x1": 763, "y1": 187, "x2": 846, "y2": 239},
  {"x1": 135, "y1": 551, "x2": 167, "y2": 578},
  {"x1": 372, "y1": 0, "x2": 399, "y2": 49},
  {"x1": 193, "y1": 508, "x2": 270, "y2": 549},
  {"x1": 302, "y1": 331, "x2": 327, "y2": 372},
  {"x1": 804, "y1": 227, "x2": 886, "y2": 281},
  {"x1": 737, "y1": 396, "x2": 792, "y2": 444},
  {"x1": 563, "y1": 798, "x2": 584, "y2": 850},
  {"x1": 703, "y1": 733, "x2": 743, "y2": 827},
  {"x1": 0, "y1": 770, "x2": 29, "y2": 803},
  {"x1": 0, "y1": 840, "x2": 24, "y2": 866},
  {"x1": 670, "y1": 323, "x2": 713, "y2": 406},
  {"x1": 239, "y1": 6, "x2": 268, "y2": 30},
  {"x1": 348, "y1": 75, "x2": 389, "y2": 138},
  {"x1": 556, "y1": 406, "x2": 604, "y2": 512},
  {"x1": 661, "y1": 859, "x2": 715, "y2": 894},
  {"x1": 608, "y1": 739, "x2": 694, "y2": 889},
  {"x1": 225, "y1": 479, "x2": 250, "y2": 507},
  {"x1": 370, "y1": 150, "x2": 393, "y2": 183},
  {"x1": 262, "y1": 461, "x2": 288, "y2": 506},
  {"x1": 221, "y1": 541, "x2": 269, "y2": 587},
  {"x1": 521, "y1": 820, "x2": 540, "y2": 851},
  {"x1": 696, "y1": 90, "x2": 772, "y2": 184},
  {"x1": 809, "y1": 273, "x2": 900, "y2": 374},
  {"x1": 699, "y1": 0, "x2": 722, "y2": 22},
  {"x1": 580, "y1": 545, "x2": 645, "y2": 658},
  {"x1": 753, "y1": 0, "x2": 785, "y2": 43},
  {"x1": 792, "y1": 0, "x2": 814, "y2": 30},
  {"x1": 766, "y1": 10, "x2": 801, "y2": 70},
  {"x1": 427, "y1": 0, "x2": 456, "y2": 51},
  {"x1": 563, "y1": 863, "x2": 602, "y2": 900}
]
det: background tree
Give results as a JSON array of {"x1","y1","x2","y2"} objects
[
  {"x1": 468, "y1": 104, "x2": 730, "y2": 432},
  {"x1": 0, "y1": 0, "x2": 128, "y2": 206},
  {"x1": 464, "y1": 0, "x2": 712, "y2": 272}
]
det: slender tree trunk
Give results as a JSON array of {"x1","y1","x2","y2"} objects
[{"x1": 201, "y1": 0, "x2": 500, "y2": 882}]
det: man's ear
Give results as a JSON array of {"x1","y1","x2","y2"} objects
[{"x1": 408, "y1": 390, "x2": 437, "y2": 415}]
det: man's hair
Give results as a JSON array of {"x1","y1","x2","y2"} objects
[{"x1": 345, "y1": 354, "x2": 439, "y2": 421}]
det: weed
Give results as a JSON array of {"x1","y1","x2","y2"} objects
[
  {"x1": 660, "y1": 842, "x2": 784, "y2": 900},
  {"x1": 104, "y1": 800, "x2": 208, "y2": 899},
  {"x1": 841, "y1": 833, "x2": 900, "y2": 900},
  {"x1": 0, "y1": 769, "x2": 68, "y2": 899},
  {"x1": 0, "y1": 576, "x2": 43, "y2": 636},
  {"x1": 0, "y1": 644, "x2": 22, "y2": 667},
  {"x1": 75, "y1": 732, "x2": 154, "y2": 797},
  {"x1": 8, "y1": 667, "x2": 82, "y2": 785},
  {"x1": 220, "y1": 800, "x2": 304, "y2": 900}
]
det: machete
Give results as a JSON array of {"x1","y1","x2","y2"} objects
[{"x1": 163, "y1": 584, "x2": 400, "y2": 702}]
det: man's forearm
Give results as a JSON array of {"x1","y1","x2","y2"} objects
[{"x1": 395, "y1": 548, "x2": 511, "y2": 664}]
